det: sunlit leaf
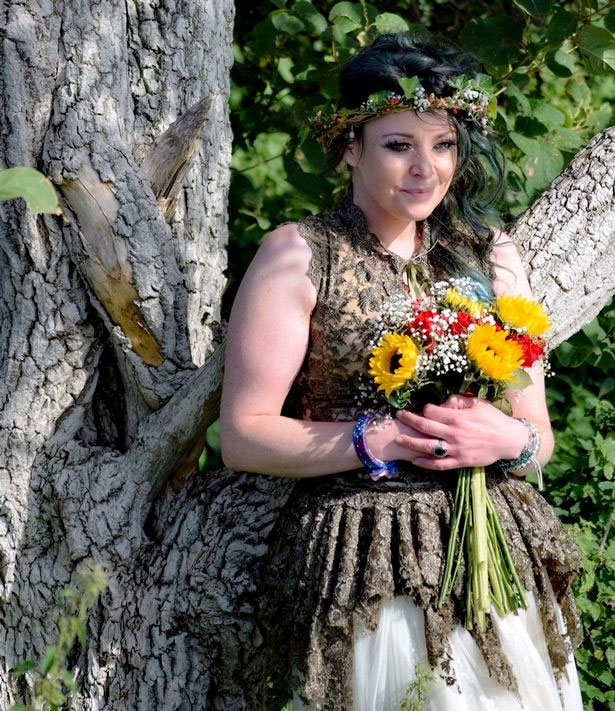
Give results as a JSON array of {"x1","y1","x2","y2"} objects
[
  {"x1": 0, "y1": 167, "x2": 61, "y2": 214},
  {"x1": 271, "y1": 11, "x2": 305, "y2": 35},
  {"x1": 374, "y1": 13, "x2": 409, "y2": 34}
]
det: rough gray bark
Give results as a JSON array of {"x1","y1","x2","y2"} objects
[
  {"x1": 509, "y1": 125, "x2": 615, "y2": 349},
  {"x1": 1, "y1": 1, "x2": 614, "y2": 709},
  {"x1": 0, "y1": 0, "x2": 237, "y2": 708}
]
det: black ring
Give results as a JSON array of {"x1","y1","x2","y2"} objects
[{"x1": 433, "y1": 440, "x2": 448, "y2": 458}]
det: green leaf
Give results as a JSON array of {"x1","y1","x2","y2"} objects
[
  {"x1": 329, "y1": 2, "x2": 362, "y2": 33},
  {"x1": 505, "y1": 82, "x2": 531, "y2": 114},
  {"x1": 566, "y1": 77, "x2": 591, "y2": 107},
  {"x1": 0, "y1": 167, "x2": 61, "y2": 214},
  {"x1": 512, "y1": 0, "x2": 550, "y2": 18},
  {"x1": 545, "y1": 48, "x2": 575, "y2": 77},
  {"x1": 508, "y1": 368, "x2": 533, "y2": 390},
  {"x1": 555, "y1": 331, "x2": 597, "y2": 367},
  {"x1": 10, "y1": 660, "x2": 37, "y2": 677},
  {"x1": 294, "y1": 1, "x2": 328, "y2": 36},
  {"x1": 531, "y1": 101, "x2": 565, "y2": 128},
  {"x1": 367, "y1": 89, "x2": 394, "y2": 105},
  {"x1": 546, "y1": 8, "x2": 577, "y2": 45},
  {"x1": 576, "y1": 24, "x2": 615, "y2": 73},
  {"x1": 397, "y1": 76, "x2": 421, "y2": 99},
  {"x1": 605, "y1": 8, "x2": 615, "y2": 34},
  {"x1": 374, "y1": 13, "x2": 409, "y2": 34},
  {"x1": 460, "y1": 17, "x2": 524, "y2": 67},
  {"x1": 520, "y1": 142, "x2": 564, "y2": 196},
  {"x1": 42, "y1": 647, "x2": 59, "y2": 676},
  {"x1": 509, "y1": 132, "x2": 540, "y2": 155},
  {"x1": 58, "y1": 669, "x2": 76, "y2": 691},
  {"x1": 271, "y1": 11, "x2": 306, "y2": 35},
  {"x1": 551, "y1": 127, "x2": 583, "y2": 152}
]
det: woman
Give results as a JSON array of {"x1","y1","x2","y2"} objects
[{"x1": 220, "y1": 34, "x2": 582, "y2": 711}]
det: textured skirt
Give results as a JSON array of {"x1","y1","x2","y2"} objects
[{"x1": 259, "y1": 468, "x2": 582, "y2": 711}]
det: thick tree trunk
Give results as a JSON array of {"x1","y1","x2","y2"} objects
[
  {"x1": 1, "y1": 1, "x2": 614, "y2": 709},
  {"x1": 0, "y1": 1, "x2": 236, "y2": 708}
]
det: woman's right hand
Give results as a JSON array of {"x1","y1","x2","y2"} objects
[{"x1": 366, "y1": 414, "x2": 443, "y2": 465}]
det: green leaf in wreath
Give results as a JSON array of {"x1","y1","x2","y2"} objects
[
  {"x1": 397, "y1": 76, "x2": 421, "y2": 99},
  {"x1": 0, "y1": 167, "x2": 61, "y2": 214}
]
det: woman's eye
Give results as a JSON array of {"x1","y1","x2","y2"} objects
[
  {"x1": 384, "y1": 141, "x2": 411, "y2": 152},
  {"x1": 385, "y1": 141, "x2": 412, "y2": 153},
  {"x1": 435, "y1": 140, "x2": 457, "y2": 151}
]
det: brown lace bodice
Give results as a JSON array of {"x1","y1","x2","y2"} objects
[{"x1": 292, "y1": 199, "x2": 492, "y2": 421}]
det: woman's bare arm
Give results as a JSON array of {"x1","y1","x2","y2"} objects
[{"x1": 219, "y1": 223, "x2": 424, "y2": 477}]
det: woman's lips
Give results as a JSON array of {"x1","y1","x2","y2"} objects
[{"x1": 401, "y1": 187, "x2": 435, "y2": 198}]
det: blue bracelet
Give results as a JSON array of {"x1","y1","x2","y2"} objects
[
  {"x1": 352, "y1": 412, "x2": 399, "y2": 481},
  {"x1": 494, "y1": 417, "x2": 543, "y2": 490}
]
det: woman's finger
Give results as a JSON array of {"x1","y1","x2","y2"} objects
[
  {"x1": 396, "y1": 409, "x2": 450, "y2": 437},
  {"x1": 412, "y1": 454, "x2": 461, "y2": 471},
  {"x1": 441, "y1": 394, "x2": 477, "y2": 409},
  {"x1": 395, "y1": 434, "x2": 452, "y2": 458}
]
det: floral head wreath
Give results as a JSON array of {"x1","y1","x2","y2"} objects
[{"x1": 310, "y1": 73, "x2": 496, "y2": 153}]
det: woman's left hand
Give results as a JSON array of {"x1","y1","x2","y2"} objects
[{"x1": 394, "y1": 395, "x2": 529, "y2": 470}]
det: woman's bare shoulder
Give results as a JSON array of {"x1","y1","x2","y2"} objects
[
  {"x1": 243, "y1": 222, "x2": 317, "y2": 309},
  {"x1": 489, "y1": 227, "x2": 532, "y2": 298}
]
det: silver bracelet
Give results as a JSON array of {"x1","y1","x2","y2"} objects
[{"x1": 495, "y1": 418, "x2": 543, "y2": 490}]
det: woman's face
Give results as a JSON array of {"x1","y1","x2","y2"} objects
[{"x1": 345, "y1": 109, "x2": 457, "y2": 230}]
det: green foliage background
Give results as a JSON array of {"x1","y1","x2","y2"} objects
[{"x1": 229, "y1": 0, "x2": 615, "y2": 707}]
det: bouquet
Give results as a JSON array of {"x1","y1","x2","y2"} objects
[{"x1": 367, "y1": 277, "x2": 551, "y2": 629}]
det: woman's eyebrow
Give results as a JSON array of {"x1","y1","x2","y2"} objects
[{"x1": 381, "y1": 131, "x2": 457, "y2": 139}]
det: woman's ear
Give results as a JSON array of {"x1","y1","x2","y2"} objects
[{"x1": 343, "y1": 143, "x2": 359, "y2": 168}]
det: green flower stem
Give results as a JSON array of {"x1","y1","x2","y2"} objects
[
  {"x1": 486, "y1": 495, "x2": 528, "y2": 610},
  {"x1": 487, "y1": 535, "x2": 506, "y2": 616},
  {"x1": 438, "y1": 468, "x2": 467, "y2": 605},
  {"x1": 470, "y1": 466, "x2": 490, "y2": 628},
  {"x1": 439, "y1": 465, "x2": 530, "y2": 630}
]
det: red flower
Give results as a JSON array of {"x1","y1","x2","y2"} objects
[
  {"x1": 407, "y1": 310, "x2": 438, "y2": 334},
  {"x1": 406, "y1": 310, "x2": 440, "y2": 352},
  {"x1": 449, "y1": 311, "x2": 473, "y2": 336},
  {"x1": 509, "y1": 334, "x2": 545, "y2": 367},
  {"x1": 388, "y1": 97, "x2": 401, "y2": 105}
]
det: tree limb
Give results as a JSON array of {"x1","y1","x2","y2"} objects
[
  {"x1": 509, "y1": 126, "x2": 615, "y2": 348},
  {"x1": 142, "y1": 97, "x2": 212, "y2": 222}
]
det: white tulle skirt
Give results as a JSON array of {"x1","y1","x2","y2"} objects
[{"x1": 292, "y1": 584, "x2": 583, "y2": 711}]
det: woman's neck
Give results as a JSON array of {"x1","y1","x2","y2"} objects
[{"x1": 352, "y1": 194, "x2": 420, "y2": 260}]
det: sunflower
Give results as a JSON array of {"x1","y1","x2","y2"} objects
[
  {"x1": 445, "y1": 288, "x2": 485, "y2": 318},
  {"x1": 369, "y1": 333, "x2": 419, "y2": 398},
  {"x1": 496, "y1": 295, "x2": 551, "y2": 337},
  {"x1": 466, "y1": 324, "x2": 524, "y2": 382}
]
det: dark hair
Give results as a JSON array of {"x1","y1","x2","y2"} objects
[{"x1": 332, "y1": 33, "x2": 505, "y2": 293}]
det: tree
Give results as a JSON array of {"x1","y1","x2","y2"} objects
[{"x1": 0, "y1": 2, "x2": 614, "y2": 711}]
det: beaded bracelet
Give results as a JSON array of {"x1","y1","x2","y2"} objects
[
  {"x1": 352, "y1": 412, "x2": 400, "y2": 481},
  {"x1": 495, "y1": 417, "x2": 543, "y2": 490}
]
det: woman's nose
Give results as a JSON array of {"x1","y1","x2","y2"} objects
[{"x1": 409, "y1": 150, "x2": 435, "y2": 178}]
